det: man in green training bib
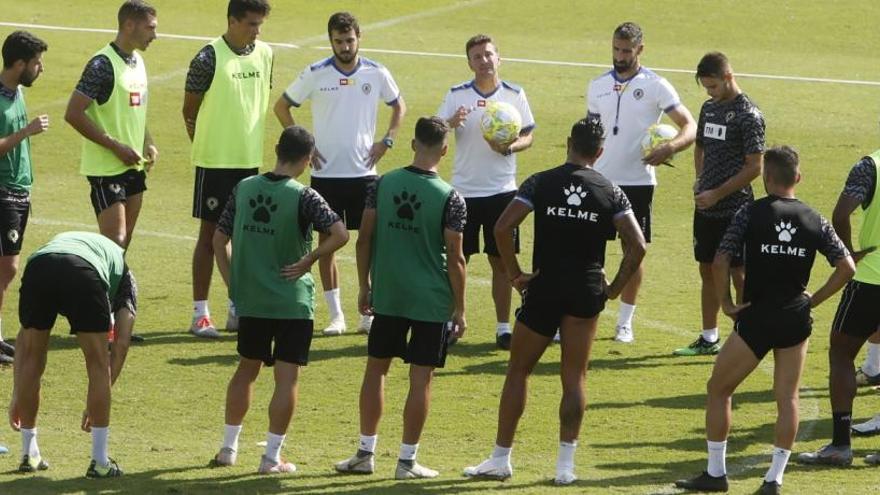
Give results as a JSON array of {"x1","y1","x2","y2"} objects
[
  {"x1": 64, "y1": 1, "x2": 158, "y2": 250},
  {"x1": 798, "y1": 144, "x2": 880, "y2": 468},
  {"x1": 210, "y1": 126, "x2": 348, "y2": 474},
  {"x1": 9, "y1": 231, "x2": 137, "y2": 478},
  {"x1": 0, "y1": 31, "x2": 48, "y2": 363},
  {"x1": 335, "y1": 117, "x2": 467, "y2": 480},
  {"x1": 183, "y1": 0, "x2": 273, "y2": 338}
]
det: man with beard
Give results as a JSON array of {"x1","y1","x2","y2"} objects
[
  {"x1": 436, "y1": 34, "x2": 535, "y2": 350},
  {"x1": 64, "y1": 1, "x2": 158, "y2": 250},
  {"x1": 586, "y1": 22, "x2": 696, "y2": 344},
  {"x1": 274, "y1": 11, "x2": 406, "y2": 337},
  {"x1": 184, "y1": 0, "x2": 273, "y2": 338},
  {"x1": 0, "y1": 31, "x2": 48, "y2": 364},
  {"x1": 674, "y1": 52, "x2": 765, "y2": 357}
]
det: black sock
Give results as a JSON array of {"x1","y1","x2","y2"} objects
[{"x1": 832, "y1": 411, "x2": 852, "y2": 447}]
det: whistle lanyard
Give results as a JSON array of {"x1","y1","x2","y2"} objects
[{"x1": 611, "y1": 70, "x2": 639, "y2": 136}]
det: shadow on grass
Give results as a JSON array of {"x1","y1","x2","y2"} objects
[
  {"x1": 0, "y1": 465, "x2": 559, "y2": 495},
  {"x1": 166, "y1": 342, "x2": 369, "y2": 367},
  {"x1": 441, "y1": 352, "x2": 711, "y2": 378},
  {"x1": 590, "y1": 388, "x2": 831, "y2": 411}
]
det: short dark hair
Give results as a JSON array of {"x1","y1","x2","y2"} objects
[
  {"x1": 613, "y1": 22, "x2": 643, "y2": 44},
  {"x1": 227, "y1": 0, "x2": 270, "y2": 20},
  {"x1": 276, "y1": 126, "x2": 314, "y2": 164},
  {"x1": 118, "y1": 0, "x2": 156, "y2": 26},
  {"x1": 414, "y1": 117, "x2": 450, "y2": 148},
  {"x1": 764, "y1": 145, "x2": 799, "y2": 186},
  {"x1": 465, "y1": 34, "x2": 493, "y2": 57},
  {"x1": 696, "y1": 51, "x2": 732, "y2": 80},
  {"x1": 328, "y1": 12, "x2": 359, "y2": 37},
  {"x1": 2, "y1": 31, "x2": 48, "y2": 69},
  {"x1": 570, "y1": 116, "x2": 605, "y2": 158}
]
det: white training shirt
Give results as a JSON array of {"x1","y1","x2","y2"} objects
[
  {"x1": 586, "y1": 67, "x2": 681, "y2": 186},
  {"x1": 437, "y1": 80, "x2": 535, "y2": 198},
  {"x1": 283, "y1": 57, "x2": 401, "y2": 178}
]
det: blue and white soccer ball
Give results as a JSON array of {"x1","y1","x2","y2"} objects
[
  {"x1": 640, "y1": 123, "x2": 678, "y2": 158},
  {"x1": 480, "y1": 101, "x2": 522, "y2": 145}
]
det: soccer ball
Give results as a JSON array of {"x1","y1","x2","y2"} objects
[
  {"x1": 640, "y1": 123, "x2": 678, "y2": 157},
  {"x1": 480, "y1": 101, "x2": 522, "y2": 145}
]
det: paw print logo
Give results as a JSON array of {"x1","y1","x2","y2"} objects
[
  {"x1": 250, "y1": 194, "x2": 277, "y2": 223},
  {"x1": 775, "y1": 221, "x2": 797, "y2": 242},
  {"x1": 394, "y1": 190, "x2": 421, "y2": 220},
  {"x1": 563, "y1": 184, "x2": 587, "y2": 206}
]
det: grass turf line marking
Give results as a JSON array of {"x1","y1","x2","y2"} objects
[
  {"x1": 2, "y1": 21, "x2": 880, "y2": 87},
  {"x1": 285, "y1": 0, "x2": 490, "y2": 47}
]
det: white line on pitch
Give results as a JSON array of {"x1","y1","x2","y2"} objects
[
  {"x1": 2, "y1": 21, "x2": 879, "y2": 87},
  {"x1": 286, "y1": 0, "x2": 490, "y2": 47}
]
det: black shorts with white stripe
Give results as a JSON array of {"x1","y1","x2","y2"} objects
[
  {"x1": 0, "y1": 188, "x2": 29, "y2": 256},
  {"x1": 831, "y1": 280, "x2": 880, "y2": 339},
  {"x1": 192, "y1": 166, "x2": 258, "y2": 223},
  {"x1": 87, "y1": 169, "x2": 147, "y2": 215}
]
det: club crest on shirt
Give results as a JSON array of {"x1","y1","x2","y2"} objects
[
  {"x1": 633, "y1": 88, "x2": 644, "y2": 100},
  {"x1": 725, "y1": 111, "x2": 736, "y2": 122},
  {"x1": 362, "y1": 82, "x2": 372, "y2": 95}
]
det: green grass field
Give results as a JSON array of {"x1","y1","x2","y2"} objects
[{"x1": 1, "y1": 0, "x2": 880, "y2": 493}]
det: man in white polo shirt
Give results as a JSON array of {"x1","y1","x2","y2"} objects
[
  {"x1": 586, "y1": 22, "x2": 696, "y2": 343},
  {"x1": 437, "y1": 34, "x2": 535, "y2": 350},
  {"x1": 274, "y1": 11, "x2": 405, "y2": 336}
]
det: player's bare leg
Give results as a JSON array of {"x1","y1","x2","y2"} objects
[
  {"x1": 190, "y1": 220, "x2": 219, "y2": 337},
  {"x1": 488, "y1": 255, "x2": 513, "y2": 349},
  {"x1": 97, "y1": 202, "x2": 127, "y2": 248},
  {"x1": 319, "y1": 231, "x2": 345, "y2": 335}
]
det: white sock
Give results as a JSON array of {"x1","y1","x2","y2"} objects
[
  {"x1": 492, "y1": 444, "x2": 512, "y2": 462},
  {"x1": 701, "y1": 328, "x2": 719, "y2": 343},
  {"x1": 556, "y1": 441, "x2": 577, "y2": 472},
  {"x1": 193, "y1": 300, "x2": 209, "y2": 318},
  {"x1": 764, "y1": 446, "x2": 791, "y2": 485},
  {"x1": 706, "y1": 440, "x2": 727, "y2": 477},
  {"x1": 21, "y1": 427, "x2": 39, "y2": 458},
  {"x1": 223, "y1": 424, "x2": 242, "y2": 452},
  {"x1": 399, "y1": 442, "x2": 419, "y2": 461},
  {"x1": 617, "y1": 303, "x2": 636, "y2": 328},
  {"x1": 0, "y1": 316, "x2": 4, "y2": 341},
  {"x1": 496, "y1": 322, "x2": 511, "y2": 336},
  {"x1": 862, "y1": 343, "x2": 880, "y2": 376},
  {"x1": 324, "y1": 289, "x2": 343, "y2": 320},
  {"x1": 91, "y1": 426, "x2": 109, "y2": 466},
  {"x1": 359, "y1": 434, "x2": 377, "y2": 454},
  {"x1": 265, "y1": 432, "x2": 285, "y2": 464},
  {"x1": 227, "y1": 300, "x2": 237, "y2": 317}
]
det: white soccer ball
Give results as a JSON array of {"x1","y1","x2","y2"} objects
[
  {"x1": 640, "y1": 123, "x2": 678, "y2": 157},
  {"x1": 480, "y1": 101, "x2": 522, "y2": 145}
]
